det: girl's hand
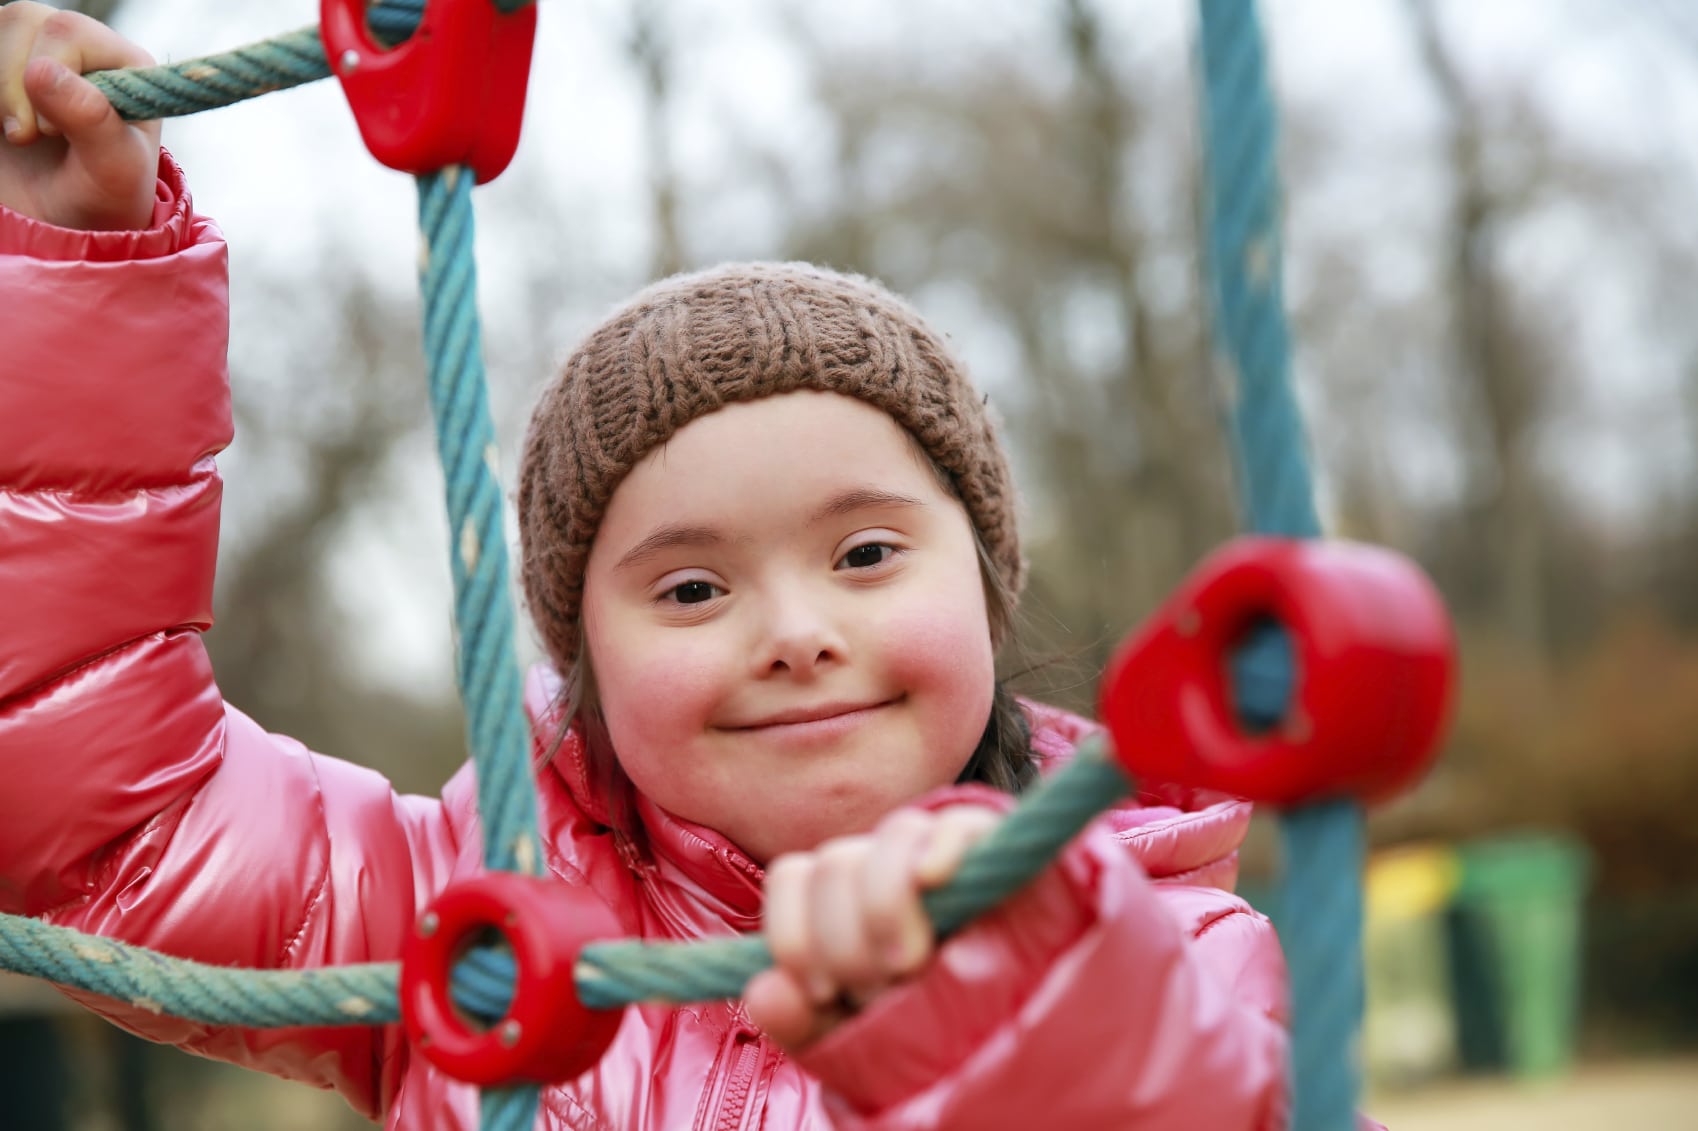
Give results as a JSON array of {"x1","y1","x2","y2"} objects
[
  {"x1": 0, "y1": 3, "x2": 159, "y2": 230},
  {"x1": 745, "y1": 804, "x2": 1002, "y2": 1050}
]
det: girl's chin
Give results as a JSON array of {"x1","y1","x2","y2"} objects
[{"x1": 742, "y1": 784, "x2": 935, "y2": 859}]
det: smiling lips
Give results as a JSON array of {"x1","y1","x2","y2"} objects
[{"x1": 730, "y1": 700, "x2": 891, "y2": 733}]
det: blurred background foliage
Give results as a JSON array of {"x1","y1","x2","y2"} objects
[{"x1": 5, "y1": 0, "x2": 1698, "y2": 1126}]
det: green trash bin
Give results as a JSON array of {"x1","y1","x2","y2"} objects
[{"x1": 1448, "y1": 834, "x2": 1591, "y2": 1078}]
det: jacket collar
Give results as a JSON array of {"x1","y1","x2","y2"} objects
[{"x1": 526, "y1": 667, "x2": 766, "y2": 927}]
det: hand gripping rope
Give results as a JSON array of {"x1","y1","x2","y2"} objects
[{"x1": 0, "y1": 1, "x2": 1456, "y2": 1128}]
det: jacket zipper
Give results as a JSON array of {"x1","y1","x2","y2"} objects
[{"x1": 712, "y1": 1030, "x2": 764, "y2": 1131}]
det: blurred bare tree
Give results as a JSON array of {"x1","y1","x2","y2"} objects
[
  {"x1": 204, "y1": 268, "x2": 470, "y2": 795},
  {"x1": 1406, "y1": 0, "x2": 1554, "y2": 651},
  {"x1": 625, "y1": 0, "x2": 687, "y2": 278},
  {"x1": 773, "y1": 0, "x2": 1239, "y2": 701}
]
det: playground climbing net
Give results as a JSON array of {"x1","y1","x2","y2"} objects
[{"x1": 0, "y1": 2, "x2": 1459, "y2": 1129}]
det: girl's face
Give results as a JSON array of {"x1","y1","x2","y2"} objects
[{"x1": 580, "y1": 391, "x2": 997, "y2": 863}]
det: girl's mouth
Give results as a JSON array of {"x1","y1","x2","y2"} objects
[{"x1": 725, "y1": 698, "x2": 900, "y2": 741}]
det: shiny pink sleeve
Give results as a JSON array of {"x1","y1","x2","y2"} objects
[
  {"x1": 0, "y1": 153, "x2": 456, "y2": 1120},
  {"x1": 796, "y1": 795, "x2": 1291, "y2": 1130}
]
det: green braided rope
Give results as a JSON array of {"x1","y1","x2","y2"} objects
[
  {"x1": 81, "y1": 0, "x2": 438, "y2": 121},
  {"x1": 0, "y1": 743, "x2": 1130, "y2": 1023},
  {"x1": 1198, "y1": 2, "x2": 1363, "y2": 1126},
  {"x1": 0, "y1": 915, "x2": 399, "y2": 1026},
  {"x1": 87, "y1": 28, "x2": 331, "y2": 119},
  {"x1": 80, "y1": 0, "x2": 541, "y2": 122},
  {"x1": 413, "y1": 161, "x2": 546, "y2": 1130},
  {"x1": 414, "y1": 166, "x2": 543, "y2": 879}
]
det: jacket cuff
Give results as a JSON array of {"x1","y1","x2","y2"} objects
[
  {"x1": 0, "y1": 149, "x2": 194, "y2": 261},
  {"x1": 793, "y1": 792, "x2": 1107, "y2": 1116}
]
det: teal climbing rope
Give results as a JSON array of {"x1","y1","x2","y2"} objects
[
  {"x1": 81, "y1": 1, "x2": 520, "y2": 120},
  {"x1": 0, "y1": 743, "x2": 1131, "y2": 1016},
  {"x1": 0, "y1": 915, "x2": 400, "y2": 1025},
  {"x1": 415, "y1": 166, "x2": 541, "y2": 881},
  {"x1": 415, "y1": 162, "x2": 544, "y2": 1130},
  {"x1": 1197, "y1": 2, "x2": 1364, "y2": 1129}
]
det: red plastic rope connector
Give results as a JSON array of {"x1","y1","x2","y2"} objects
[
  {"x1": 321, "y1": 0, "x2": 537, "y2": 183},
  {"x1": 401, "y1": 873, "x2": 624, "y2": 1086},
  {"x1": 1098, "y1": 537, "x2": 1456, "y2": 806}
]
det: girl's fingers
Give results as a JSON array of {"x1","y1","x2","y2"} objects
[
  {"x1": 763, "y1": 852, "x2": 837, "y2": 1005},
  {"x1": 5, "y1": 7, "x2": 153, "y2": 144},
  {"x1": 25, "y1": 57, "x2": 114, "y2": 145},
  {"x1": 743, "y1": 968, "x2": 817, "y2": 1049},
  {"x1": 29, "y1": 8, "x2": 155, "y2": 77},
  {"x1": 913, "y1": 805, "x2": 1002, "y2": 888},
  {"x1": 744, "y1": 967, "x2": 851, "y2": 1051},
  {"x1": 22, "y1": 57, "x2": 76, "y2": 139},
  {"x1": 0, "y1": 3, "x2": 47, "y2": 141},
  {"x1": 810, "y1": 838, "x2": 879, "y2": 992},
  {"x1": 757, "y1": 805, "x2": 1005, "y2": 1048},
  {"x1": 26, "y1": 11, "x2": 156, "y2": 148},
  {"x1": 860, "y1": 809, "x2": 936, "y2": 976}
]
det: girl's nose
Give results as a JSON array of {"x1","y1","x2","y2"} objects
[{"x1": 751, "y1": 587, "x2": 847, "y2": 678}]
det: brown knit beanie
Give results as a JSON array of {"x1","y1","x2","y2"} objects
[{"x1": 517, "y1": 261, "x2": 1023, "y2": 673}]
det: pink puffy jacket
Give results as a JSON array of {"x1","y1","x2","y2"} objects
[{"x1": 0, "y1": 154, "x2": 1292, "y2": 1130}]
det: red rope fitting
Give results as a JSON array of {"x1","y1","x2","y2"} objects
[
  {"x1": 400, "y1": 873, "x2": 623, "y2": 1086},
  {"x1": 1098, "y1": 537, "x2": 1456, "y2": 806},
  {"x1": 321, "y1": 0, "x2": 538, "y2": 183}
]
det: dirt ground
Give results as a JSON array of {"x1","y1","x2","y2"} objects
[{"x1": 1365, "y1": 1057, "x2": 1698, "y2": 1130}]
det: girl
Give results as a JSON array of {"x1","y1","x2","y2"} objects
[{"x1": 0, "y1": 7, "x2": 1290, "y2": 1128}]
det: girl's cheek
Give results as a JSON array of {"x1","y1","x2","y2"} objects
[
  {"x1": 879, "y1": 596, "x2": 997, "y2": 709},
  {"x1": 602, "y1": 632, "x2": 728, "y2": 739},
  {"x1": 886, "y1": 599, "x2": 997, "y2": 777}
]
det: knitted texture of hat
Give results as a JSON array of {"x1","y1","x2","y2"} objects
[{"x1": 516, "y1": 261, "x2": 1023, "y2": 673}]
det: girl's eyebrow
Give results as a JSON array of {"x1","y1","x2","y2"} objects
[
  {"x1": 614, "y1": 524, "x2": 724, "y2": 572},
  {"x1": 811, "y1": 487, "x2": 925, "y2": 523},
  {"x1": 615, "y1": 489, "x2": 924, "y2": 572}
]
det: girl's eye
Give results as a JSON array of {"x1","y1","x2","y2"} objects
[
  {"x1": 667, "y1": 580, "x2": 722, "y2": 605},
  {"x1": 838, "y1": 543, "x2": 894, "y2": 570}
]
